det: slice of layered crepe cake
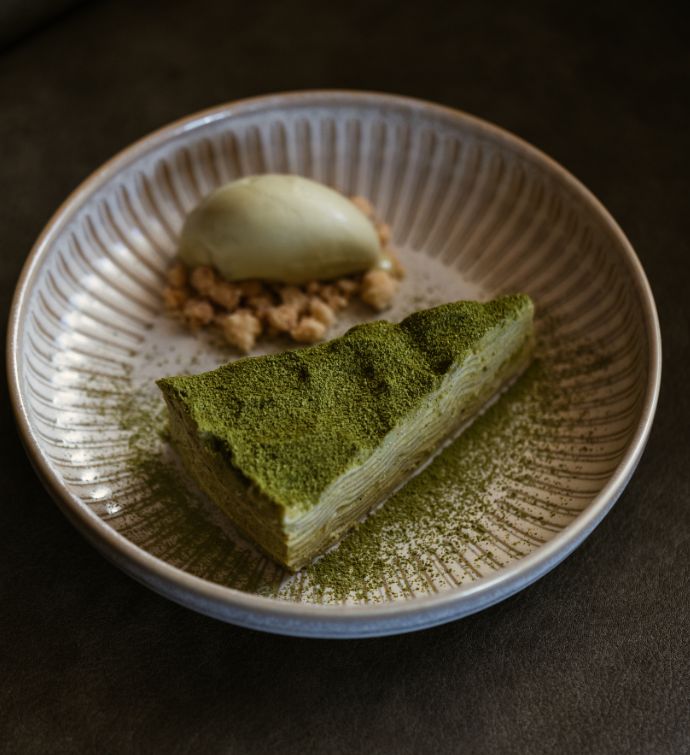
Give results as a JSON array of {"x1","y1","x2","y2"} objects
[{"x1": 157, "y1": 294, "x2": 535, "y2": 571}]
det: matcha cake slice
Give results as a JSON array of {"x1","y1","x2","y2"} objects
[{"x1": 157, "y1": 294, "x2": 535, "y2": 571}]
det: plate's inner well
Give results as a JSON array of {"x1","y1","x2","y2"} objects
[{"x1": 23, "y1": 105, "x2": 648, "y2": 604}]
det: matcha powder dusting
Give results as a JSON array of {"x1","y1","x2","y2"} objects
[
  {"x1": 97, "y1": 306, "x2": 615, "y2": 605},
  {"x1": 281, "y1": 310, "x2": 616, "y2": 603},
  {"x1": 295, "y1": 361, "x2": 550, "y2": 602}
]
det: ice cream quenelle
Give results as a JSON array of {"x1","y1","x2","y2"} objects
[{"x1": 178, "y1": 174, "x2": 391, "y2": 285}]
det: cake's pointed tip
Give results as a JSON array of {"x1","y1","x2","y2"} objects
[
  {"x1": 156, "y1": 374, "x2": 196, "y2": 408},
  {"x1": 155, "y1": 375, "x2": 176, "y2": 394}
]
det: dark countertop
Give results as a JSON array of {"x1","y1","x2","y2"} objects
[{"x1": 1, "y1": 2, "x2": 688, "y2": 752}]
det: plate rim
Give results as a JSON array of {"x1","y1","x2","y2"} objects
[{"x1": 7, "y1": 89, "x2": 662, "y2": 638}]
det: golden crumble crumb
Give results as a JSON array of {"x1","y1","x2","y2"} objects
[
  {"x1": 319, "y1": 284, "x2": 348, "y2": 311},
  {"x1": 246, "y1": 294, "x2": 274, "y2": 316},
  {"x1": 208, "y1": 281, "x2": 241, "y2": 311},
  {"x1": 218, "y1": 309, "x2": 262, "y2": 352},
  {"x1": 266, "y1": 304, "x2": 299, "y2": 333},
  {"x1": 279, "y1": 285, "x2": 309, "y2": 313},
  {"x1": 190, "y1": 266, "x2": 216, "y2": 297},
  {"x1": 183, "y1": 297, "x2": 215, "y2": 327},
  {"x1": 336, "y1": 278, "x2": 359, "y2": 297},
  {"x1": 360, "y1": 269, "x2": 397, "y2": 311},
  {"x1": 291, "y1": 316, "x2": 327, "y2": 343},
  {"x1": 308, "y1": 298, "x2": 336, "y2": 328},
  {"x1": 167, "y1": 261, "x2": 188, "y2": 288},
  {"x1": 163, "y1": 286, "x2": 189, "y2": 311}
]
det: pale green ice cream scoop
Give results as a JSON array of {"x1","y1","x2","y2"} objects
[{"x1": 178, "y1": 174, "x2": 385, "y2": 284}]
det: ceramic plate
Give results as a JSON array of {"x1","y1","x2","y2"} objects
[{"x1": 8, "y1": 91, "x2": 661, "y2": 637}]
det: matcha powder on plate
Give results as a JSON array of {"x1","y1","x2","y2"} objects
[{"x1": 96, "y1": 308, "x2": 613, "y2": 604}]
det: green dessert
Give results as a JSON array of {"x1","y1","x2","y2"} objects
[
  {"x1": 157, "y1": 295, "x2": 535, "y2": 571},
  {"x1": 178, "y1": 175, "x2": 387, "y2": 284}
]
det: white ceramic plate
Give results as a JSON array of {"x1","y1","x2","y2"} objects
[{"x1": 8, "y1": 91, "x2": 661, "y2": 637}]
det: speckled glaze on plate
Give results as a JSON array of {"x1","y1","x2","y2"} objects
[{"x1": 7, "y1": 91, "x2": 661, "y2": 637}]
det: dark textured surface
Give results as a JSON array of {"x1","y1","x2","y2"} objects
[
  {"x1": 0, "y1": 0, "x2": 87, "y2": 48},
  {"x1": 1, "y1": 1, "x2": 688, "y2": 753}
]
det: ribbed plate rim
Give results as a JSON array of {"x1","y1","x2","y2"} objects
[{"x1": 7, "y1": 90, "x2": 662, "y2": 638}]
